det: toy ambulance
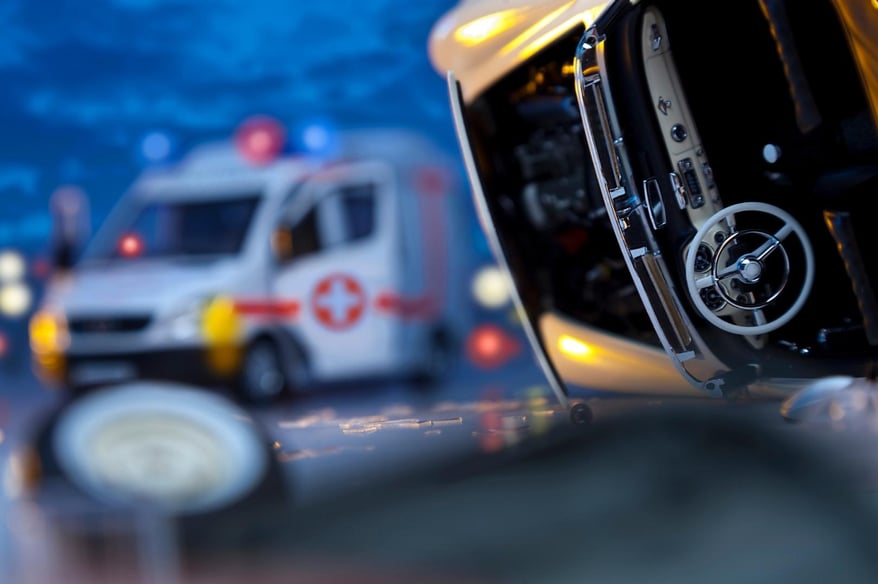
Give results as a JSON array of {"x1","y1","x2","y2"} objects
[{"x1": 29, "y1": 128, "x2": 474, "y2": 402}]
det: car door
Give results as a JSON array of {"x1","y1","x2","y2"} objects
[{"x1": 271, "y1": 162, "x2": 398, "y2": 382}]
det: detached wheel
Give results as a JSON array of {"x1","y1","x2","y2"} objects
[
  {"x1": 239, "y1": 338, "x2": 288, "y2": 404},
  {"x1": 46, "y1": 382, "x2": 285, "y2": 517}
]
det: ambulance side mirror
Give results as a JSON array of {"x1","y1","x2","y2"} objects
[{"x1": 271, "y1": 226, "x2": 295, "y2": 263}]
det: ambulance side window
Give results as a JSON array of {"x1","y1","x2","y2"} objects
[
  {"x1": 339, "y1": 183, "x2": 376, "y2": 243},
  {"x1": 285, "y1": 207, "x2": 322, "y2": 262}
]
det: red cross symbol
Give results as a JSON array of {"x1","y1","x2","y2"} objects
[{"x1": 312, "y1": 274, "x2": 366, "y2": 330}]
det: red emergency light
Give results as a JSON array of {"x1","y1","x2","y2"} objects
[
  {"x1": 118, "y1": 233, "x2": 144, "y2": 258},
  {"x1": 235, "y1": 115, "x2": 286, "y2": 165},
  {"x1": 465, "y1": 324, "x2": 521, "y2": 369}
]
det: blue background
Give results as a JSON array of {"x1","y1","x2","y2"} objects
[{"x1": 0, "y1": 0, "x2": 464, "y2": 253}]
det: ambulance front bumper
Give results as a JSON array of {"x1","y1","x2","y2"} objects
[{"x1": 63, "y1": 347, "x2": 238, "y2": 391}]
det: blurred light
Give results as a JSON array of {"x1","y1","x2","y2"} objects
[
  {"x1": 526, "y1": 386, "x2": 553, "y2": 437},
  {"x1": 141, "y1": 130, "x2": 173, "y2": 163},
  {"x1": 235, "y1": 115, "x2": 286, "y2": 165},
  {"x1": 29, "y1": 310, "x2": 69, "y2": 355},
  {"x1": 29, "y1": 309, "x2": 68, "y2": 383},
  {"x1": 558, "y1": 335, "x2": 593, "y2": 359},
  {"x1": 302, "y1": 124, "x2": 330, "y2": 152},
  {"x1": 518, "y1": 10, "x2": 597, "y2": 60},
  {"x1": 497, "y1": 1, "x2": 573, "y2": 57},
  {"x1": 0, "y1": 283, "x2": 32, "y2": 317},
  {"x1": 494, "y1": 2, "x2": 605, "y2": 61},
  {"x1": 0, "y1": 332, "x2": 8, "y2": 358},
  {"x1": 118, "y1": 233, "x2": 144, "y2": 258},
  {"x1": 479, "y1": 410, "x2": 505, "y2": 453},
  {"x1": 454, "y1": 10, "x2": 521, "y2": 46},
  {"x1": 202, "y1": 296, "x2": 241, "y2": 346},
  {"x1": 0, "y1": 251, "x2": 25, "y2": 283},
  {"x1": 202, "y1": 296, "x2": 242, "y2": 375},
  {"x1": 292, "y1": 118, "x2": 338, "y2": 156},
  {"x1": 466, "y1": 324, "x2": 521, "y2": 369},
  {"x1": 471, "y1": 265, "x2": 511, "y2": 309}
]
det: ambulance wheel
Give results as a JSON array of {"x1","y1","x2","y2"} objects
[
  {"x1": 238, "y1": 338, "x2": 288, "y2": 404},
  {"x1": 413, "y1": 328, "x2": 454, "y2": 389}
]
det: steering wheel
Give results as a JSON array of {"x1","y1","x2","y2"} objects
[{"x1": 684, "y1": 202, "x2": 814, "y2": 335}]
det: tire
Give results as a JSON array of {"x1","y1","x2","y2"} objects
[
  {"x1": 412, "y1": 328, "x2": 455, "y2": 389},
  {"x1": 238, "y1": 338, "x2": 288, "y2": 404},
  {"x1": 44, "y1": 382, "x2": 288, "y2": 518}
]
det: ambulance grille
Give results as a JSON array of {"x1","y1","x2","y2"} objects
[{"x1": 69, "y1": 315, "x2": 152, "y2": 334}]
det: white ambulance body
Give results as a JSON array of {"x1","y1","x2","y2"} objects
[{"x1": 31, "y1": 129, "x2": 473, "y2": 401}]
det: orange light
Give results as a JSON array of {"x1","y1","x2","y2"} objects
[
  {"x1": 29, "y1": 310, "x2": 68, "y2": 385},
  {"x1": 29, "y1": 310, "x2": 69, "y2": 355}
]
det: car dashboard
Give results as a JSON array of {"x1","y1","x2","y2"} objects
[{"x1": 574, "y1": 0, "x2": 878, "y2": 395}]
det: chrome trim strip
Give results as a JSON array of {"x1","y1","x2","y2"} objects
[
  {"x1": 446, "y1": 71, "x2": 570, "y2": 409},
  {"x1": 574, "y1": 26, "x2": 727, "y2": 396}
]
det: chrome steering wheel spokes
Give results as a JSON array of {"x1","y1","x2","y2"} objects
[
  {"x1": 685, "y1": 202, "x2": 815, "y2": 335},
  {"x1": 709, "y1": 229, "x2": 791, "y2": 311}
]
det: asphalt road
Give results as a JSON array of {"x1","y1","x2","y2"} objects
[{"x1": 5, "y1": 351, "x2": 878, "y2": 583}]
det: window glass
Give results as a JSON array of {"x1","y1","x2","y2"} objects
[
  {"x1": 289, "y1": 206, "x2": 322, "y2": 260},
  {"x1": 339, "y1": 183, "x2": 376, "y2": 243},
  {"x1": 83, "y1": 195, "x2": 260, "y2": 261}
]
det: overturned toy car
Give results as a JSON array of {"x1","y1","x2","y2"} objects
[{"x1": 430, "y1": 0, "x2": 878, "y2": 406}]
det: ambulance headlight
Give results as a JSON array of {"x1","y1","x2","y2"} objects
[
  {"x1": 29, "y1": 309, "x2": 70, "y2": 355},
  {"x1": 29, "y1": 309, "x2": 69, "y2": 384},
  {"x1": 159, "y1": 296, "x2": 211, "y2": 341}
]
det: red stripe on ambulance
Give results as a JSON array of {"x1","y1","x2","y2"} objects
[{"x1": 233, "y1": 300, "x2": 300, "y2": 319}]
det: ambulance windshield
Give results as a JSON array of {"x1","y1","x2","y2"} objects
[{"x1": 83, "y1": 194, "x2": 261, "y2": 262}]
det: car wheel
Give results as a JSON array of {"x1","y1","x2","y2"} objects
[
  {"x1": 45, "y1": 382, "x2": 286, "y2": 517},
  {"x1": 239, "y1": 338, "x2": 288, "y2": 404}
]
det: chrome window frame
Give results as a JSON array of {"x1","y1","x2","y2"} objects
[{"x1": 573, "y1": 22, "x2": 733, "y2": 396}]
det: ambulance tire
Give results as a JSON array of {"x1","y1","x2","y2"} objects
[
  {"x1": 238, "y1": 338, "x2": 289, "y2": 405},
  {"x1": 412, "y1": 327, "x2": 455, "y2": 389}
]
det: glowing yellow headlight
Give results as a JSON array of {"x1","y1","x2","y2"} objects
[
  {"x1": 201, "y1": 296, "x2": 242, "y2": 376},
  {"x1": 28, "y1": 310, "x2": 69, "y2": 385},
  {"x1": 29, "y1": 310, "x2": 69, "y2": 355}
]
